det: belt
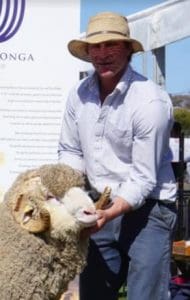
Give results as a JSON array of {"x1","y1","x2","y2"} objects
[{"x1": 146, "y1": 198, "x2": 176, "y2": 208}]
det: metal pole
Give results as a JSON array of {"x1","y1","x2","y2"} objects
[
  {"x1": 152, "y1": 46, "x2": 166, "y2": 88},
  {"x1": 142, "y1": 52, "x2": 148, "y2": 77}
]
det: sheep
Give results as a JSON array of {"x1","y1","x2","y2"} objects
[{"x1": 0, "y1": 163, "x2": 110, "y2": 300}]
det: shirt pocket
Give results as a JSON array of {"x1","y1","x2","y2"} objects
[{"x1": 104, "y1": 121, "x2": 133, "y2": 161}]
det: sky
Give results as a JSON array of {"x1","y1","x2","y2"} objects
[{"x1": 80, "y1": 0, "x2": 190, "y2": 95}]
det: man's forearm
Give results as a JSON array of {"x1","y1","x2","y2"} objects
[{"x1": 104, "y1": 196, "x2": 133, "y2": 221}]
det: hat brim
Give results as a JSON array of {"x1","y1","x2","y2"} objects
[{"x1": 68, "y1": 34, "x2": 144, "y2": 62}]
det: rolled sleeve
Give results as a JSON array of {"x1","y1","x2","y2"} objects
[{"x1": 114, "y1": 98, "x2": 173, "y2": 209}]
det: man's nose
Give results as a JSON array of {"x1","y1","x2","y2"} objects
[{"x1": 97, "y1": 45, "x2": 109, "y2": 57}]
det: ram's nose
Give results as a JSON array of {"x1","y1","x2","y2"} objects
[
  {"x1": 83, "y1": 207, "x2": 96, "y2": 215},
  {"x1": 76, "y1": 208, "x2": 98, "y2": 227}
]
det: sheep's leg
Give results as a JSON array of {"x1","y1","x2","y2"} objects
[{"x1": 95, "y1": 187, "x2": 111, "y2": 209}]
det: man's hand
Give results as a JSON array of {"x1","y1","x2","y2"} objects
[{"x1": 81, "y1": 196, "x2": 132, "y2": 237}]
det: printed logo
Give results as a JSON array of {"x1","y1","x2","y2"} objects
[{"x1": 0, "y1": 0, "x2": 25, "y2": 43}]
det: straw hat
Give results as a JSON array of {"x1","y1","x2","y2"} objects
[{"x1": 68, "y1": 12, "x2": 144, "y2": 62}]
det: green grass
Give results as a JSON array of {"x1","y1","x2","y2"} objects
[{"x1": 118, "y1": 284, "x2": 127, "y2": 300}]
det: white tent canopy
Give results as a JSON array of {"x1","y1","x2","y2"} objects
[{"x1": 128, "y1": 0, "x2": 190, "y2": 51}]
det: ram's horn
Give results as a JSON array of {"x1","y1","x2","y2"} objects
[
  {"x1": 12, "y1": 195, "x2": 50, "y2": 233},
  {"x1": 95, "y1": 187, "x2": 111, "y2": 209},
  {"x1": 20, "y1": 205, "x2": 50, "y2": 233}
]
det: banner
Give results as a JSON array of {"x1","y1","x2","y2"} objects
[{"x1": 0, "y1": 0, "x2": 81, "y2": 201}]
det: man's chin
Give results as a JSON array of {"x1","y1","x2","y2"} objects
[{"x1": 99, "y1": 70, "x2": 114, "y2": 78}]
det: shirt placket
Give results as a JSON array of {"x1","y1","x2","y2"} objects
[{"x1": 93, "y1": 97, "x2": 113, "y2": 176}]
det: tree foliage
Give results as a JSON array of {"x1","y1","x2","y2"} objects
[{"x1": 174, "y1": 108, "x2": 190, "y2": 136}]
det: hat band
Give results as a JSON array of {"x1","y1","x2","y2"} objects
[{"x1": 86, "y1": 30, "x2": 128, "y2": 38}]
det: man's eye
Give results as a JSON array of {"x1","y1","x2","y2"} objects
[{"x1": 106, "y1": 42, "x2": 116, "y2": 47}]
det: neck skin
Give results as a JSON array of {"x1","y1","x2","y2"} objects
[
  {"x1": 98, "y1": 64, "x2": 127, "y2": 103},
  {"x1": 99, "y1": 77, "x2": 118, "y2": 102}
]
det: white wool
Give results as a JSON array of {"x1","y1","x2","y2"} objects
[
  {"x1": 45, "y1": 198, "x2": 77, "y2": 234},
  {"x1": 61, "y1": 187, "x2": 95, "y2": 214},
  {"x1": 44, "y1": 187, "x2": 97, "y2": 238}
]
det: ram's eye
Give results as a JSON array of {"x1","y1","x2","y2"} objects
[{"x1": 46, "y1": 193, "x2": 54, "y2": 200}]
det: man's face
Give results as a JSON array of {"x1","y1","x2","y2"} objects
[{"x1": 88, "y1": 41, "x2": 132, "y2": 80}]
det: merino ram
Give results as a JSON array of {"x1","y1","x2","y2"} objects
[{"x1": 0, "y1": 163, "x2": 110, "y2": 300}]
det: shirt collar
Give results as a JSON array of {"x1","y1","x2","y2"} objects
[
  {"x1": 87, "y1": 64, "x2": 133, "y2": 96},
  {"x1": 116, "y1": 64, "x2": 133, "y2": 95}
]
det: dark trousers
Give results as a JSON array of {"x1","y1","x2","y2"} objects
[{"x1": 80, "y1": 200, "x2": 177, "y2": 300}]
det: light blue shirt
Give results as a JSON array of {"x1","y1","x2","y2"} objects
[{"x1": 58, "y1": 65, "x2": 177, "y2": 209}]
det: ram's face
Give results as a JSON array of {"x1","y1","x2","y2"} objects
[
  {"x1": 11, "y1": 178, "x2": 98, "y2": 233},
  {"x1": 59, "y1": 187, "x2": 99, "y2": 228},
  {"x1": 10, "y1": 165, "x2": 111, "y2": 234}
]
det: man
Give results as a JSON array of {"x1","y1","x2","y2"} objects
[{"x1": 58, "y1": 12, "x2": 177, "y2": 300}]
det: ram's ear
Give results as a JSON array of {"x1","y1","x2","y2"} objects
[
  {"x1": 12, "y1": 194, "x2": 50, "y2": 233},
  {"x1": 95, "y1": 187, "x2": 111, "y2": 209}
]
